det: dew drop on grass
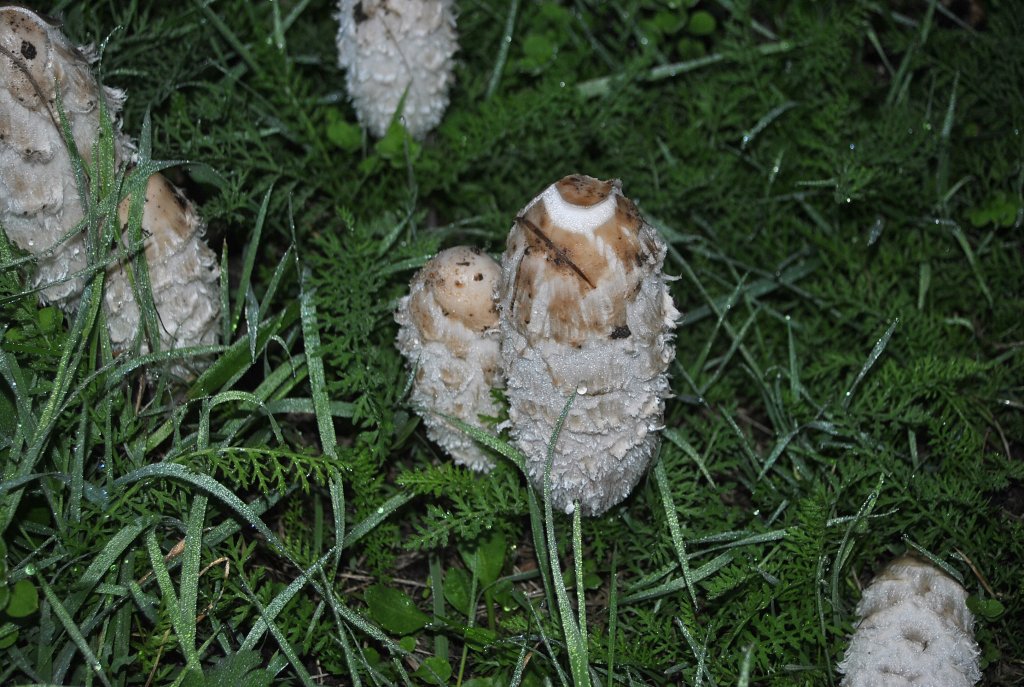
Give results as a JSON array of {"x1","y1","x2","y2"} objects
[{"x1": 24, "y1": 565, "x2": 36, "y2": 575}]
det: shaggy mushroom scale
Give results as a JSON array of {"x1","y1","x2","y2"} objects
[{"x1": 838, "y1": 555, "x2": 981, "y2": 687}]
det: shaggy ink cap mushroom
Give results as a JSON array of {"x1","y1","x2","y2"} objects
[
  {"x1": 838, "y1": 554, "x2": 982, "y2": 687},
  {"x1": 335, "y1": 0, "x2": 457, "y2": 139},
  {"x1": 0, "y1": 4, "x2": 130, "y2": 307},
  {"x1": 499, "y1": 174, "x2": 678, "y2": 516},
  {"x1": 396, "y1": 246, "x2": 503, "y2": 472},
  {"x1": 0, "y1": 6, "x2": 54, "y2": 107}
]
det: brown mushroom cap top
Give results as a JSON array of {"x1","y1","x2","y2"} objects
[
  {"x1": 506, "y1": 174, "x2": 661, "y2": 345},
  {"x1": 117, "y1": 174, "x2": 196, "y2": 262},
  {"x1": 415, "y1": 246, "x2": 500, "y2": 333}
]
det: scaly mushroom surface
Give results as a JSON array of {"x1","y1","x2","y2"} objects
[
  {"x1": 0, "y1": 6, "x2": 220, "y2": 377},
  {"x1": 0, "y1": 5, "x2": 130, "y2": 307},
  {"x1": 838, "y1": 555, "x2": 981, "y2": 687},
  {"x1": 396, "y1": 246, "x2": 503, "y2": 471},
  {"x1": 498, "y1": 174, "x2": 678, "y2": 516},
  {"x1": 335, "y1": 0, "x2": 457, "y2": 139}
]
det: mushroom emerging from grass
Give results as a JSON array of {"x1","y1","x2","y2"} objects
[
  {"x1": 106, "y1": 173, "x2": 220, "y2": 374},
  {"x1": 0, "y1": 6, "x2": 220, "y2": 377},
  {"x1": 335, "y1": 0, "x2": 457, "y2": 139},
  {"x1": 838, "y1": 554, "x2": 981, "y2": 687},
  {"x1": 0, "y1": 5, "x2": 130, "y2": 308},
  {"x1": 395, "y1": 246, "x2": 503, "y2": 471},
  {"x1": 498, "y1": 175, "x2": 678, "y2": 516}
]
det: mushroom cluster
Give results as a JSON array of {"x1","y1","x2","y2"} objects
[
  {"x1": 838, "y1": 555, "x2": 981, "y2": 687},
  {"x1": 0, "y1": 6, "x2": 220, "y2": 377},
  {"x1": 335, "y1": 0, "x2": 457, "y2": 139},
  {"x1": 397, "y1": 175, "x2": 677, "y2": 516}
]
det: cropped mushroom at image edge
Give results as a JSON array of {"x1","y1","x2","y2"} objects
[
  {"x1": 0, "y1": 5, "x2": 221, "y2": 378},
  {"x1": 335, "y1": 0, "x2": 457, "y2": 139},
  {"x1": 838, "y1": 555, "x2": 981, "y2": 687},
  {"x1": 498, "y1": 174, "x2": 679, "y2": 517}
]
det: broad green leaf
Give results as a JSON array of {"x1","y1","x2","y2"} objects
[
  {"x1": 413, "y1": 656, "x2": 452, "y2": 685},
  {"x1": 443, "y1": 567, "x2": 472, "y2": 616},
  {"x1": 5, "y1": 579, "x2": 38, "y2": 618},
  {"x1": 364, "y1": 585, "x2": 429, "y2": 636},
  {"x1": 459, "y1": 531, "x2": 506, "y2": 588}
]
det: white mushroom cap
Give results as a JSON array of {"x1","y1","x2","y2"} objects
[
  {"x1": 396, "y1": 246, "x2": 503, "y2": 471},
  {"x1": 0, "y1": 6, "x2": 55, "y2": 108},
  {"x1": 105, "y1": 172, "x2": 220, "y2": 378},
  {"x1": 0, "y1": 5, "x2": 130, "y2": 308},
  {"x1": 0, "y1": 6, "x2": 219, "y2": 378},
  {"x1": 335, "y1": 0, "x2": 457, "y2": 139}
]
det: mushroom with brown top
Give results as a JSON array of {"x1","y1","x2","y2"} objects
[
  {"x1": 498, "y1": 174, "x2": 679, "y2": 516},
  {"x1": 395, "y1": 246, "x2": 503, "y2": 471},
  {"x1": 106, "y1": 173, "x2": 220, "y2": 377}
]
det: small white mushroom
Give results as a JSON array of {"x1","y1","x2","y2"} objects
[
  {"x1": 0, "y1": 5, "x2": 131, "y2": 307},
  {"x1": 107, "y1": 173, "x2": 220, "y2": 376},
  {"x1": 395, "y1": 246, "x2": 503, "y2": 471},
  {"x1": 838, "y1": 555, "x2": 981, "y2": 687},
  {"x1": 335, "y1": 0, "x2": 457, "y2": 139},
  {"x1": 0, "y1": 6, "x2": 220, "y2": 378},
  {"x1": 498, "y1": 174, "x2": 679, "y2": 516}
]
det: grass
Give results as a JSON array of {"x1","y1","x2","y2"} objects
[{"x1": 1, "y1": 0, "x2": 1022, "y2": 685}]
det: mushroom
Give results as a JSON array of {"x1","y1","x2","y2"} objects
[
  {"x1": 106, "y1": 173, "x2": 220, "y2": 377},
  {"x1": 0, "y1": 6, "x2": 220, "y2": 377},
  {"x1": 395, "y1": 246, "x2": 503, "y2": 471},
  {"x1": 335, "y1": 0, "x2": 457, "y2": 139},
  {"x1": 498, "y1": 174, "x2": 679, "y2": 516},
  {"x1": 838, "y1": 554, "x2": 981, "y2": 687},
  {"x1": 0, "y1": 5, "x2": 131, "y2": 308}
]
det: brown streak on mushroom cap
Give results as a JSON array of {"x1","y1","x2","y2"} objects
[{"x1": 510, "y1": 174, "x2": 646, "y2": 343}]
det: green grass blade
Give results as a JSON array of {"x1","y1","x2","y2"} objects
[
  {"x1": 542, "y1": 391, "x2": 590, "y2": 687},
  {"x1": 842, "y1": 319, "x2": 898, "y2": 410},
  {"x1": 178, "y1": 494, "x2": 207, "y2": 670},
  {"x1": 78, "y1": 516, "x2": 158, "y2": 591},
  {"x1": 240, "y1": 546, "x2": 336, "y2": 651},
  {"x1": 653, "y1": 461, "x2": 698, "y2": 610},
  {"x1": 36, "y1": 575, "x2": 113, "y2": 687},
  {"x1": 299, "y1": 267, "x2": 339, "y2": 463},
  {"x1": 232, "y1": 186, "x2": 272, "y2": 335}
]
